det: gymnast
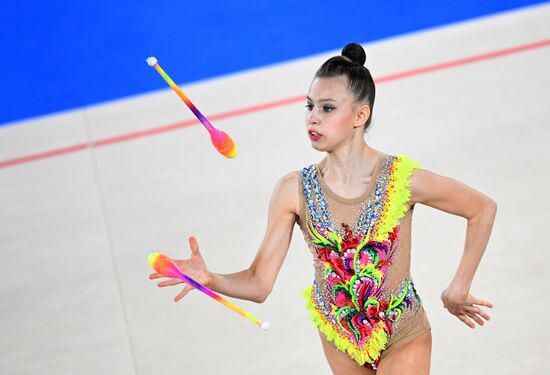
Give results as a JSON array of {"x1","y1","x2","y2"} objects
[{"x1": 149, "y1": 42, "x2": 496, "y2": 374}]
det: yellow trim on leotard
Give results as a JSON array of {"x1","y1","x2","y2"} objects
[
  {"x1": 302, "y1": 285, "x2": 389, "y2": 366},
  {"x1": 371, "y1": 154, "x2": 421, "y2": 242}
]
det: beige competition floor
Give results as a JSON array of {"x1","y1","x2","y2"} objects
[{"x1": 1, "y1": 4, "x2": 549, "y2": 374}]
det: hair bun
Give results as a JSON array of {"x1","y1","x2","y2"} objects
[{"x1": 341, "y1": 43, "x2": 366, "y2": 66}]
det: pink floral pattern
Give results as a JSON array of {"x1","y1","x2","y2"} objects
[{"x1": 305, "y1": 219, "x2": 412, "y2": 344}]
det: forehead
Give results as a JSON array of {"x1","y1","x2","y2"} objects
[{"x1": 307, "y1": 76, "x2": 350, "y2": 100}]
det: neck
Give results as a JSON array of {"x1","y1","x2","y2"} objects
[{"x1": 319, "y1": 133, "x2": 380, "y2": 184}]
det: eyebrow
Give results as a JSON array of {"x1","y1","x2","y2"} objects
[{"x1": 306, "y1": 96, "x2": 336, "y2": 103}]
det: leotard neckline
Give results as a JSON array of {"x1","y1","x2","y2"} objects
[{"x1": 314, "y1": 153, "x2": 389, "y2": 204}]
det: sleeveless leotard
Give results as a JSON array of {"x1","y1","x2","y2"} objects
[{"x1": 296, "y1": 153, "x2": 431, "y2": 370}]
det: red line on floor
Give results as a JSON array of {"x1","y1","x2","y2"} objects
[
  {"x1": 0, "y1": 143, "x2": 89, "y2": 169},
  {"x1": 1, "y1": 38, "x2": 549, "y2": 170}
]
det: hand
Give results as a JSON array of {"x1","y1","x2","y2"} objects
[
  {"x1": 440, "y1": 286, "x2": 494, "y2": 329},
  {"x1": 149, "y1": 236, "x2": 210, "y2": 302}
]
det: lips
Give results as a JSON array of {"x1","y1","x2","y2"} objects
[{"x1": 308, "y1": 129, "x2": 322, "y2": 141}]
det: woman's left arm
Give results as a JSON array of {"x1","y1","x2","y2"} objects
[{"x1": 409, "y1": 168, "x2": 497, "y2": 329}]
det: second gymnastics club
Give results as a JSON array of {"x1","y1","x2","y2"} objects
[
  {"x1": 148, "y1": 252, "x2": 270, "y2": 331},
  {"x1": 146, "y1": 57, "x2": 238, "y2": 159}
]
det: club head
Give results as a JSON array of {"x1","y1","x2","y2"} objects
[{"x1": 148, "y1": 252, "x2": 182, "y2": 279}]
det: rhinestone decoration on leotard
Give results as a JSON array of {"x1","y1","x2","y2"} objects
[
  {"x1": 300, "y1": 154, "x2": 424, "y2": 370},
  {"x1": 304, "y1": 156, "x2": 395, "y2": 240}
]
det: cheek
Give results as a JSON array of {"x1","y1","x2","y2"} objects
[{"x1": 330, "y1": 111, "x2": 355, "y2": 132}]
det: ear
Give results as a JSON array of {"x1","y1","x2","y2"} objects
[{"x1": 353, "y1": 103, "x2": 371, "y2": 129}]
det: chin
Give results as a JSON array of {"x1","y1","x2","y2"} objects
[
  {"x1": 310, "y1": 144, "x2": 321, "y2": 151},
  {"x1": 310, "y1": 142, "x2": 332, "y2": 153}
]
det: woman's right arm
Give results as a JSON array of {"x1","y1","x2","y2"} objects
[{"x1": 149, "y1": 171, "x2": 300, "y2": 304}]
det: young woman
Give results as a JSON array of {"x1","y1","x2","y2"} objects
[{"x1": 149, "y1": 43, "x2": 497, "y2": 374}]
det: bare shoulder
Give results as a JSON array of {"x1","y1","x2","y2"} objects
[
  {"x1": 408, "y1": 168, "x2": 434, "y2": 205},
  {"x1": 408, "y1": 167, "x2": 462, "y2": 206},
  {"x1": 271, "y1": 170, "x2": 301, "y2": 216},
  {"x1": 408, "y1": 167, "x2": 497, "y2": 217}
]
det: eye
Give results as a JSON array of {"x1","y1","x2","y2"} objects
[
  {"x1": 322, "y1": 106, "x2": 335, "y2": 113},
  {"x1": 305, "y1": 103, "x2": 314, "y2": 111}
]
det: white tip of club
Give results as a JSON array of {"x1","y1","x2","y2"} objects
[
  {"x1": 260, "y1": 321, "x2": 270, "y2": 331},
  {"x1": 146, "y1": 57, "x2": 158, "y2": 66}
]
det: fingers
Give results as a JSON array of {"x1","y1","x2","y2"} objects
[
  {"x1": 174, "y1": 284, "x2": 194, "y2": 302},
  {"x1": 188, "y1": 236, "x2": 200, "y2": 257},
  {"x1": 446, "y1": 303, "x2": 493, "y2": 329},
  {"x1": 457, "y1": 314, "x2": 475, "y2": 329},
  {"x1": 157, "y1": 278, "x2": 184, "y2": 287},
  {"x1": 452, "y1": 305, "x2": 492, "y2": 329},
  {"x1": 149, "y1": 273, "x2": 163, "y2": 280},
  {"x1": 471, "y1": 296, "x2": 494, "y2": 309},
  {"x1": 465, "y1": 305, "x2": 491, "y2": 322},
  {"x1": 464, "y1": 310, "x2": 485, "y2": 326}
]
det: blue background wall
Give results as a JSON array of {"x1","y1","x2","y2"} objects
[{"x1": 1, "y1": 0, "x2": 546, "y2": 126}]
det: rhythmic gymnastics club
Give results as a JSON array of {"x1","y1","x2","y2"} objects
[
  {"x1": 146, "y1": 57, "x2": 238, "y2": 159},
  {"x1": 148, "y1": 252, "x2": 270, "y2": 331}
]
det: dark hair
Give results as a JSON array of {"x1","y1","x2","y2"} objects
[{"x1": 315, "y1": 43, "x2": 376, "y2": 131}]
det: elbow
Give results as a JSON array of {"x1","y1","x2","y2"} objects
[
  {"x1": 254, "y1": 285, "x2": 272, "y2": 304},
  {"x1": 475, "y1": 197, "x2": 497, "y2": 225},
  {"x1": 249, "y1": 267, "x2": 273, "y2": 303},
  {"x1": 486, "y1": 197, "x2": 497, "y2": 217},
  {"x1": 468, "y1": 197, "x2": 497, "y2": 224}
]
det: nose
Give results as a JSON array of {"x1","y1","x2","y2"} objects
[{"x1": 307, "y1": 108, "x2": 320, "y2": 126}]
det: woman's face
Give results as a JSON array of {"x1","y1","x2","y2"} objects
[{"x1": 305, "y1": 75, "x2": 366, "y2": 152}]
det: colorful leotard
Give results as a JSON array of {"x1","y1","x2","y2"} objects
[{"x1": 296, "y1": 153, "x2": 431, "y2": 370}]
